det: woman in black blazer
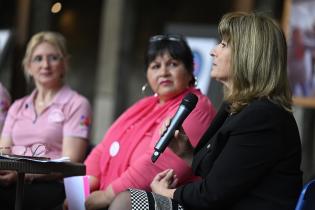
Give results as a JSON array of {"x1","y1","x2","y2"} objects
[{"x1": 108, "y1": 12, "x2": 303, "y2": 210}]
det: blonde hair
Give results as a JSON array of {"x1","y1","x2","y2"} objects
[
  {"x1": 218, "y1": 12, "x2": 292, "y2": 113},
  {"x1": 22, "y1": 31, "x2": 69, "y2": 78}
]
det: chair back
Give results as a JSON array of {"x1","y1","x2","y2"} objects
[{"x1": 295, "y1": 179, "x2": 315, "y2": 210}]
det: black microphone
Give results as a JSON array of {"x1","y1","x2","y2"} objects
[{"x1": 151, "y1": 93, "x2": 198, "y2": 163}]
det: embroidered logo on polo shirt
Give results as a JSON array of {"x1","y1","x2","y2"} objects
[
  {"x1": 48, "y1": 109, "x2": 65, "y2": 123},
  {"x1": 80, "y1": 115, "x2": 91, "y2": 127}
]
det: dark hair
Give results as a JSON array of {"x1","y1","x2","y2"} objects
[{"x1": 145, "y1": 34, "x2": 195, "y2": 85}]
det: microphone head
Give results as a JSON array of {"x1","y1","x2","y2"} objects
[{"x1": 181, "y1": 93, "x2": 198, "y2": 111}]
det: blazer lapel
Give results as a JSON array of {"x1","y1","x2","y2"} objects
[
  {"x1": 192, "y1": 102, "x2": 230, "y2": 175},
  {"x1": 194, "y1": 102, "x2": 230, "y2": 153}
]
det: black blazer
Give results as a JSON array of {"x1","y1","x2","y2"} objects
[{"x1": 174, "y1": 99, "x2": 302, "y2": 210}]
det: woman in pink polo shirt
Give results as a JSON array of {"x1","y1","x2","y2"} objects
[
  {"x1": 0, "y1": 31, "x2": 92, "y2": 209},
  {"x1": 81, "y1": 34, "x2": 216, "y2": 210}
]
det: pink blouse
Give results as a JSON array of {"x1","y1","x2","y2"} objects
[{"x1": 85, "y1": 87, "x2": 216, "y2": 194}]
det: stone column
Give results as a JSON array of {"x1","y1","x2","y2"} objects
[
  {"x1": 92, "y1": 0, "x2": 125, "y2": 144},
  {"x1": 10, "y1": 0, "x2": 31, "y2": 100}
]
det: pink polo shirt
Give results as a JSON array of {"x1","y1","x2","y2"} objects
[
  {"x1": 1, "y1": 85, "x2": 92, "y2": 159},
  {"x1": 0, "y1": 82, "x2": 11, "y2": 131}
]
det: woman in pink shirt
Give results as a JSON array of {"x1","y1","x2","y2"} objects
[
  {"x1": 83, "y1": 34, "x2": 216, "y2": 210},
  {"x1": 0, "y1": 31, "x2": 92, "y2": 209}
]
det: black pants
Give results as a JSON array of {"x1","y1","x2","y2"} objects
[{"x1": 0, "y1": 181, "x2": 65, "y2": 210}]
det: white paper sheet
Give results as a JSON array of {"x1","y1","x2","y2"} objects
[{"x1": 64, "y1": 175, "x2": 90, "y2": 210}]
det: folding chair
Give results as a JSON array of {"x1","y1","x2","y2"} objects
[{"x1": 295, "y1": 179, "x2": 315, "y2": 210}]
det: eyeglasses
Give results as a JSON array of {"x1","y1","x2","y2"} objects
[
  {"x1": 149, "y1": 34, "x2": 183, "y2": 43},
  {"x1": 0, "y1": 143, "x2": 48, "y2": 157},
  {"x1": 31, "y1": 54, "x2": 63, "y2": 64}
]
